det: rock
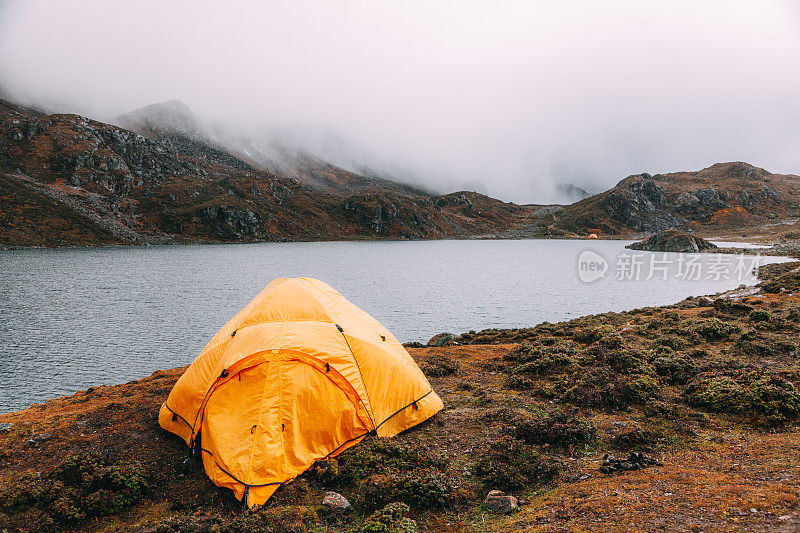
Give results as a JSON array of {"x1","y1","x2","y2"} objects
[
  {"x1": 626, "y1": 230, "x2": 718, "y2": 253},
  {"x1": 599, "y1": 451, "x2": 663, "y2": 474},
  {"x1": 197, "y1": 206, "x2": 262, "y2": 238},
  {"x1": 321, "y1": 491, "x2": 351, "y2": 514},
  {"x1": 485, "y1": 490, "x2": 519, "y2": 514},
  {"x1": 0, "y1": 422, "x2": 12, "y2": 432},
  {"x1": 427, "y1": 332, "x2": 456, "y2": 347},
  {"x1": 698, "y1": 296, "x2": 715, "y2": 307},
  {"x1": 605, "y1": 178, "x2": 680, "y2": 232}
]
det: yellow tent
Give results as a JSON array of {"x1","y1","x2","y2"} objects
[{"x1": 158, "y1": 277, "x2": 443, "y2": 507}]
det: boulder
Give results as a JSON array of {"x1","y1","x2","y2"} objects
[
  {"x1": 698, "y1": 296, "x2": 715, "y2": 307},
  {"x1": 626, "y1": 230, "x2": 718, "y2": 253},
  {"x1": 427, "y1": 332, "x2": 456, "y2": 347},
  {"x1": 321, "y1": 491, "x2": 351, "y2": 514},
  {"x1": 485, "y1": 490, "x2": 519, "y2": 514}
]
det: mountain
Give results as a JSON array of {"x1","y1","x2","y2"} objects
[
  {"x1": 543, "y1": 162, "x2": 800, "y2": 236},
  {"x1": 0, "y1": 98, "x2": 535, "y2": 247},
  {"x1": 556, "y1": 183, "x2": 590, "y2": 202},
  {"x1": 114, "y1": 101, "x2": 427, "y2": 197}
]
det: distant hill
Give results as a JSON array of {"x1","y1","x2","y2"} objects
[
  {"x1": 542, "y1": 162, "x2": 800, "y2": 236},
  {"x1": 0, "y1": 98, "x2": 534, "y2": 247},
  {"x1": 4, "y1": 96, "x2": 799, "y2": 246}
]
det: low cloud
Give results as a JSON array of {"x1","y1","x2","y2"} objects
[{"x1": 1, "y1": 0, "x2": 799, "y2": 202}]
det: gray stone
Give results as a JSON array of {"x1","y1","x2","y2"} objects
[
  {"x1": 485, "y1": 490, "x2": 518, "y2": 514},
  {"x1": 322, "y1": 491, "x2": 351, "y2": 513},
  {"x1": 626, "y1": 230, "x2": 718, "y2": 253}
]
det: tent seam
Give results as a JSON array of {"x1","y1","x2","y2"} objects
[
  {"x1": 200, "y1": 448, "x2": 281, "y2": 488},
  {"x1": 375, "y1": 389, "x2": 438, "y2": 432},
  {"x1": 300, "y1": 277, "x2": 425, "y2": 395},
  {"x1": 163, "y1": 402, "x2": 192, "y2": 429},
  {"x1": 299, "y1": 278, "x2": 377, "y2": 427}
]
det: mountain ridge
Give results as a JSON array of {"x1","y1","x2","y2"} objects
[
  {"x1": 3, "y1": 97, "x2": 800, "y2": 247},
  {"x1": 0, "y1": 98, "x2": 535, "y2": 247},
  {"x1": 539, "y1": 162, "x2": 800, "y2": 237}
]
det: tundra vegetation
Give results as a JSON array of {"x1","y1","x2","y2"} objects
[{"x1": 0, "y1": 263, "x2": 799, "y2": 531}]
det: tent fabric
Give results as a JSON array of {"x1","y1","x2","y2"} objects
[{"x1": 158, "y1": 277, "x2": 443, "y2": 507}]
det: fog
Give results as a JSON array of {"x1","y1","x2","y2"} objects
[{"x1": 1, "y1": 1, "x2": 799, "y2": 202}]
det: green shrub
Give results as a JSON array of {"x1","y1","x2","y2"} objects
[
  {"x1": 573, "y1": 328, "x2": 601, "y2": 344},
  {"x1": 335, "y1": 439, "x2": 448, "y2": 486},
  {"x1": 598, "y1": 329, "x2": 624, "y2": 349},
  {"x1": 420, "y1": 353, "x2": 460, "y2": 377},
  {"x1": 514, "y1": 410, "x2": 596, "y2": 448},
  {"x1": 656, "y1": 335, "x2": 690, "y2": 350},
  {"x1": 215, "y1": 506, "x2": 317, "y2": 533},
  {"x1": 734, "y1": 340, "x2": 772, "y2": 357},
  {"x1": 761, "y1": 270, "x2": 800, "y2": 294},
  {"x1": 692, "y1": 318, "x2": 741, "y2": 341},
  {"x1": 513, "y1": 351, "x2": 577, "y2": 375},
  {"x1": 662, "y1": 311, "x2": 681, "y2": 321},
  {"x1": 474, "y1": 436, "x2": 558, "y2": 491},
  {"x1": 652, "y1": 353, "x2": 699, "y2": 385},
  {"x1": 601, "y1": 347, "x2": 650, "y2": 374},
  {"x1": 506, "y1": 342, "x2": 540, "y2": 362},
  {"x1": 359, "y1": 469, "x2": 455, "y2": 511},
  {"x1": 0, "y1": 451, "x2": 149, "y2": 527},
  {"x1": 563, "y1": 369, "x2": 658, "y2": 409},
  {"x1": 686, "y1": 372, "x2": 800, "y2": 425},
  {"x1": 609, "y1": 427, "x2": 664, "y2": 451},
  {"x1": 749, "y1": 310, "x2": 771, "y2": 322},
  {"x1": 360, "y1": 502, "x2": 418, "y2": 533},
  {"x1": 504, "y1": 374, "x2": 533, "y2": 391},
  {"x1": 713, "y1": 299, "x2": 753, "y2": 315}
]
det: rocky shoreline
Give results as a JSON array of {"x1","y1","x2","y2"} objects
[{"x1": 1, "y1": 262, "x2": 799, "y2": 532}]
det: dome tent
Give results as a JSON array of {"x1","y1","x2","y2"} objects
[{"x1": 158, "y1": 278, "x2": 443, "y2": 507}]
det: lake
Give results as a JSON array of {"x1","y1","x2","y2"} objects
[{"x1": 0, "y1": 239, "x2": 789, "y2": 413}]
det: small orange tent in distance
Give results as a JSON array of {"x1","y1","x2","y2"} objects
[{"x1": 159, "y1": 278, "x2": 443, "y2": 507}]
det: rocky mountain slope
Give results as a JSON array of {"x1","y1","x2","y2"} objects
[
  {"x1": 115, "y1": 101, "x2": 428, "y2": 197},
  {"x1": 542, "y1": 162, "x2": 800, "y2": 236},
  {"x1": 0, "y1": 98, "x2": 535, "y2": 247}
]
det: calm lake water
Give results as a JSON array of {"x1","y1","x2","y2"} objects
[{"x1": 0, "y1": 239, "x2": 789, "y2": 413}]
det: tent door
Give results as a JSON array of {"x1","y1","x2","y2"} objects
[{"x1": 200, "y1": 357, "x2": 370, "y2": 489}]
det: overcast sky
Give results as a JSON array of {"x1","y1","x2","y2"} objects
[{"x1": 1, "y1": 1, "x2": 799, "y2": 202}]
